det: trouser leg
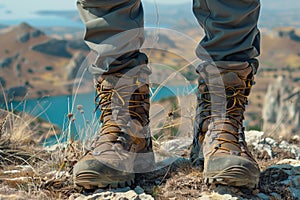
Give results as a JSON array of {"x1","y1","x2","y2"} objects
[
  {"x1": 193, "y1": 0, "x2": 261, "y2": 63},
  {"x1": 77, "y1": 0, "x2": 149, "y2": 75},
  {"x1": 190, "y1": 0, "x2": 261, "y2": 189}
]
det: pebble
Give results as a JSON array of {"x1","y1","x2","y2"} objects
[
  {"x1": 134, "y1": 186, "x2": 145, "y2": 194},
  {"x1": 257, "y1": 193, "x2": 270, "y2": 200},
  {"x1": 270, "y1": 192, "x2": 281, "y2": 199},
  {"x1": 264, "y1": 137, "x2": 278, "y2": 147}
]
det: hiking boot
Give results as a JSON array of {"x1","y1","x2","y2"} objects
[
  {"x1": 190, "y1": 76, "x2": 209, "y2": 171},
  {"x1": 73, "y1": 68, "x2": 154, "y2": 189},
  {"x1": 191, "y1": 61, "x2": 260, "y2": 189}
]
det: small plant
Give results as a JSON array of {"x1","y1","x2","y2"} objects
[
  {"x1": 27, "y1": 68, "x2": 34, "y2": 74},
  {"x1": 45, "y1": 66, "x2": 54, "y2": 71}
]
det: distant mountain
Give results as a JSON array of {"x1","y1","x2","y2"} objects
[
  {"x1": 35, "y1": 10, "x2": 81, "y2": 22},
  {"x1": 262, "y1": 0, "x2": 300, "y2": 10},
  {"x1": 0, "y1": 23, "x2": 89, "y2": 101}
]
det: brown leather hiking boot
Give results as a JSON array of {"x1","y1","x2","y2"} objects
[
  {"x1": 73, "y1": 68, "x2": 154, "y2": 189},
  {"x1": 190, "y1": 61, "x2": 260, "y2": 189}
]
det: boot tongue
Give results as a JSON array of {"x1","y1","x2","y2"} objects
[
  {"x1": 222, "y1": 71, "x2": 246, "y2": 88},
  {"x1": 206, "y1": 120, "x2": 242, "y2": 156}
]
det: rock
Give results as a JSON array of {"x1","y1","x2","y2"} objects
[
  {"x1": 262, "y1": 76, "x2": 300, "y2": 138},
  {"x1": 134, "y1": 186, "x2": 145, "y2": 194},
  {"x1": 199, "y1": 192, "x2": 239, "y2": 200},
  {"x1": 245, "y1": 131, "x2": 300, "y2": 159},
  {"x1": 245, "y1": 130, "x2": 264, "y2": 145},
  {"x1": 289, "y1": 187, "x2": 300, "y2": 199},
  {"x1": 278, "y1": 141, "x2": 300, "y2": 159},
  {"x1": 73, "y1": 187, "x2": 154, "y2": 200},
  {"x1": 277, "y1": 159, "x2": 300, "y2": 166},
  {"x1": 256, "y1": 193, "x2": 270, "y2": 200},
  {"x1": 270, "y1": 192, "x2": 281, "y2": 199},
  {"x1": 260, "y1": 159, "x2": 300, "y2": 199},
  {"x1": 139, "y1": 193, "x2": 154, "y2": 200},
  {"x1": 0, "y1": 194, "x2": 26, "y2": 200},
  {"x1": 255, "y1": 143, "x2": 274, "y2": 159},
  {"x1": 264, "y1": 137, "x2": 278, "y2": 147},
  {"x1": 293, "y1": 135, "x2": 300, "y2": 140},
  {"x1": 160, "y1": 137, "x2": 191, "y2": 153}
]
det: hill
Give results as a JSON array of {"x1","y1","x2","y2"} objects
[{"x1": 0, "y1": 23, "x2": 89, "y2": 101}]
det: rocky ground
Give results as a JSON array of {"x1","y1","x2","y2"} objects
[{"x1": 1, "y1": 129, "x2": 300, "y2": 200}]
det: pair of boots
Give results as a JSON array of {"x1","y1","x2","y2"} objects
[{"x1": 73, "y1": 61, "x2": 260, "y2": 189}]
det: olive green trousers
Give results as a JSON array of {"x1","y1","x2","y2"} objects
[{"x1": 77, "y1": 0, "x2": 261, "y2": 75}]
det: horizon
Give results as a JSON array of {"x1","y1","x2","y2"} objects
[{"x1": 0, "y1": 0, "x2": 189, "y2": 20}]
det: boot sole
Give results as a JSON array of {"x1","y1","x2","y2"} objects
[
  {"x1": 204, "y1": 165, "x2": 259, "y2": 189},
  {"x1": 74, "y1": 151, "x2": 155, "y2": 189},
  {"x1": 75, "y1": 170, "x2": 135, "y2": 189}
]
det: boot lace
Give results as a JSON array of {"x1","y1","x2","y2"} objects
[
  {"x1": 200, "y1": 71, "x2": 255, "y2": 155},
  {"x1": 93, "y1": 73, "x2": 150, "y2": 150}
]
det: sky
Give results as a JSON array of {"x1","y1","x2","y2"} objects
[
  {"x1": 0, "y1": 0, "x2": 299, "y2": 23},
  {"x1": 0, "y1": 0, "x2": 188, "y2": 19}
]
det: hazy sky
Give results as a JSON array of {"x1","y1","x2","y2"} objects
[
  {"x1": 0, "y1": 0, "x2": 189, "y2": 19},
  {"x1": 0, "y1": 0, "x2": 298, "y2": 20}
]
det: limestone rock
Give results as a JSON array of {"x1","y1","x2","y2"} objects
[
  {"x1": 0, "y1": 194, "x2": 26, "y2": 200},
  {"x1": 159, "y1": 137, "x2": 192, "y2": 158},
  {"x1": 245, "y1": 131, "x2": 300, "y2": 159},
  {"x1": 262, "y1": 76, "x2": 300, "y2": 138},
  {"x1": 71, "y1": 187, "x2": 154, "y2": 200},
  {"x1": 198, "y1": 192, "x2": 239, "y2": 200}
]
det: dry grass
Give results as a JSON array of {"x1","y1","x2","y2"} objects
[{"x1": 0, "y1": 103, "x2": 88, "y2": 199}]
